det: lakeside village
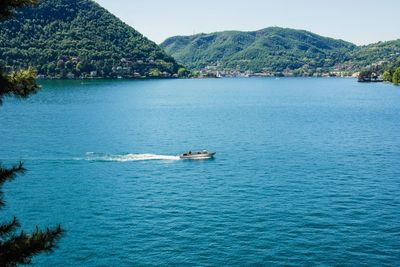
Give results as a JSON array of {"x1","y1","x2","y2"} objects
[
  {"x1": 191, "y1": 65, "x2": 360, "y2": 79},
  {"x1": 35, "y1": 67, "x2": 380, "y2": 80},
  {"x1": 193, "y1": 63, "x2": 388, "y2": 82},
  {"x1": 34, "y1": 57, "x2": 383, "y2": 82}
]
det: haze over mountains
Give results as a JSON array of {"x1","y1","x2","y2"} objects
[{"x1": 161, "y1": 28, "x2": 400, "y2": 74}]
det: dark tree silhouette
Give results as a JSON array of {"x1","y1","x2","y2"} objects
[
  {"x1": 0, "y1": 67, "x2": 39, "y2": 105},
  {"x1": 0, "y1": 0, "x2": 38, "y2": 21},
  {"x1": 0, "y1": 163, "x2": 63, "y2": 266},
  {"x1": 0, "y1": 0, "x2": 40, "y2": 104},
  {"x1": 0, "y1": 1, "x2": 63, "y2": 266}
]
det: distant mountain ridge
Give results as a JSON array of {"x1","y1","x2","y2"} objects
[
  {"x1": 0, "y1": 0, "x2": 183, "y2": 78},
  {"x1": 161, "y1": 27, "x2": 400, "y2": 74},
  {"x1": 1, "y1": 2, "x2": 398, "y2": 78}
]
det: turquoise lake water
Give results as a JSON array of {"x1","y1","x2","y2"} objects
[{"x1": 1, "y1": 78, "x2": 399, "y2": 266}]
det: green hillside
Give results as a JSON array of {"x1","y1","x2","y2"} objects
[
  {"x1": 345, "y1": 39, "x2": 400, "y2": 70},
  {"x1": 0, "y1": 0, "x2": 183, "y2": 78},
  {"x1": 160, "y1": 27, "x2": 357, "y2": 73}
]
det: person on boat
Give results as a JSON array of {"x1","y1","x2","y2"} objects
[{"x1": 189, "y1": 151, "x2": 192, "y2": 155}]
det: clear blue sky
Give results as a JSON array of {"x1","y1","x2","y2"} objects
[{"x1": 94, "y1": 0, "x2": 399, "y2": 45}]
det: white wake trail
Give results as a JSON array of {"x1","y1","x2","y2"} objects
[{"x1": 84, "y1": 152, "x2": 180, "y2": 162}]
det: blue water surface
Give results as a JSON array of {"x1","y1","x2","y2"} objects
[{"x1": 0, "y1": 78, "x2": 399, "y2": 266}]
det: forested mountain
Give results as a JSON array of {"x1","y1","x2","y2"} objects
[
  {"x1": 0, "y1": 0, "x2": 184, "y2": 78},
  {"x1": 161, "y1": 27, "x2": 400, "y2": 75},
  {"x1": 1, "y1": 1, "x2": 398, "y2": 79},
  {"x1": 160, "y1": 27, "x2": 357, "y2": 73}
]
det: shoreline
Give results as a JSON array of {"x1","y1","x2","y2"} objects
[{"x1": 37, "y1": 76, "x2": 359, "y2": 82}]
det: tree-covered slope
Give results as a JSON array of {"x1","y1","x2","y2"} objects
[
  {"x1": 160, "y1": 27, "x2": 357, "y2": 72},
  {"x1": 0, "y1": 0, "x2": 183, "y2": 78},
  {"x1": 344, "y1": 39, "x2": 400, "y2": 70}
]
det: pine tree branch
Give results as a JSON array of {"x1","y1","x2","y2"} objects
[
  {"x1": 0, "y1": 68, "x2": 40, "y2": 105},
  {"x1": 0, "y1": 217, "x2": 20, "y2": 237},
  {"x1": 0, "y1": 3, "x2": 63, "y2": 267},
  {"x1": 0, "y1": 162, "x2": 25, "y2": 186},
  {"x1": 0, "y1": 225, "x2": 64, "y2": 266},
  {"x1": 0, "y1": 162, "x2": 25, "y2": 208}
]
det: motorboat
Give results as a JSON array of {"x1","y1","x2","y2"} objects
[{"x1": 179, "y1": 150, "x2": 216, "y2": 159}]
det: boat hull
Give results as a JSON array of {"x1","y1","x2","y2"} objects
[{"x1": 179, "y1": 152, "x2": 215, "y2": 160}]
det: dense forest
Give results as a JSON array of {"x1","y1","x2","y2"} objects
[
  {"x1": 0, "y1": 0, "x2": 186, "y2": 79},
  {"x1": 161, "y1": 28, "x2": 400, "y2": 76},
  {"x1": 161, "y1": 27, "x2": 356, "y2": 74},
  {"x1": 1, "y1": 1, "x2": 399, "y2": 79}
]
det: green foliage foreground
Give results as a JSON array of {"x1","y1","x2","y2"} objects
[
  {"x1": 0, "y1": 67, "x2": 39, "y2": 104},
  {"x1": 1, "y1": 1, "x2": 63, "y2": 266}
]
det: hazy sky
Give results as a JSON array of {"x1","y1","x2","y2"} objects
[{"x1": 94, "y1": 0, "x2": 399, "y2": 45}]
